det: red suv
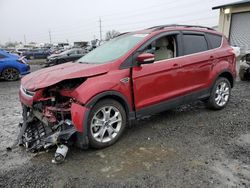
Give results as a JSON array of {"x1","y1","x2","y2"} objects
[{"x1": 19, "y1": 25, "x2": 236, "y2": 151}]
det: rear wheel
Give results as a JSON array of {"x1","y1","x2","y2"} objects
[
  {"x1": 2, "y1": 68, "x2": 20, "y2": 81},
  {"x1": 88, "y1": 99, "x2": 126, "y2": 149},
  {"x1": 206, "y1": 77, "x2": 231, "y2": 110}
]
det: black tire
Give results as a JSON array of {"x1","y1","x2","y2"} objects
[
  {"x1": 57, "y1": 59, "x2": 66, "y2": 65},
  {"x1": 206, "y1": 77, "x2": 231, "y2": 110},
  {"x1": 88, "y1": 99, "x2": 126, "y2": 149},
  {"x1": 239, "y1": 68, "x2": 247, "y2": 81},
  {"x1": 2, "y1": 68, "x2": 20, "y2": 81}
]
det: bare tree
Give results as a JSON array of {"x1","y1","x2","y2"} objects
[{"x1": 105, "y1": 30, "x2": 120, "y2": 41}]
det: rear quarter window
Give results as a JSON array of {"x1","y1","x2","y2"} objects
[
  {"x1": 182, "y1": 34, "x2": 208, "y2": 55},
  {"x1": 207, "y1": 33, "x2": 222, "y2": 49}
]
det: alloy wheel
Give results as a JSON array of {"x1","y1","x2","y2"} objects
[
  {"x1": 90, "y1": 106, "x2": 122, "y2": 143},
  {"x1": 2, "y1": 68, "x2": 19, "y2": 81},
  {"x1": 214, "y1": 81, "x2": 230, "y2": 107}
]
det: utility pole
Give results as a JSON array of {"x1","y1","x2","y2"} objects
[
  {"x1": 23, "y1": 34, "x2": 26, "y2": 44},
  {"x1": 99, "y1": 17, "x2": 102, "y2": 41},
  {"x1": 49, "y1": 30, "x2": 52, "y2": 44}
]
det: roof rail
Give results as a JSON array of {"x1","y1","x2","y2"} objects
[
  {"x1": 116, "y1": 32, "x2": 130, "y2": 37},
  {"x1": 148, "y1": 24, "x2": 215, "y2": 31}
]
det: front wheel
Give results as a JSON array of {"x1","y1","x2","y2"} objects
[
  {"x1": 88, "y1": 99, "x2": 126, "y2": 149},
  {"x1": 206, "y1": 77, "x2": 231, "y2": 110},
  {"x1": 2, "y1": 68, "x2": 20, "y2": 81}
]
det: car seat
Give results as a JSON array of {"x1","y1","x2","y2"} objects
[{"x1": 155, "y1": 38, "x2": 174, "y2": 61}]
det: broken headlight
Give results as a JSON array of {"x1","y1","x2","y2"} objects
[{"x1": 20, "y1": 85, "x2": 35, "y2": 97}]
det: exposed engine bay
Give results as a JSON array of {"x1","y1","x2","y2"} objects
[{"x1": 11, "y1": 78, "x2": 86, "y2": 163}]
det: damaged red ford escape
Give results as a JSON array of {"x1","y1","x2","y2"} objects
[{"x1": 17, "y1": 25, "x2": 236, "y2": 153}]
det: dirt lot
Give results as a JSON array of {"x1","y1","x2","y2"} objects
[{"x1": 0, "y1": 65, "x2": 250, "y2": 188}]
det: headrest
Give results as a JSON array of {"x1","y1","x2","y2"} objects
[{"x1": 155, "y1": 38, "x2": 169, "y2": 48}]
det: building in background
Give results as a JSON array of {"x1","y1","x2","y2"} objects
[{"x1": 213, "y1": 0, "x2": 250, "y2": 54}]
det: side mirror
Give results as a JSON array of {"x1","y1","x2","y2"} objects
[{"x1": 136, "y1": 53, "x2": 155, "y2": 65}]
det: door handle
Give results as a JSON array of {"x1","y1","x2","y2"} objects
[{"x1": 173, "y1": 63, "x2": 180, "y2": 68}]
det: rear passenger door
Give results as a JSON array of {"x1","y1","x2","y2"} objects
[{"x1": 178, "y1": 32, "x2": 213, "y2": 93}]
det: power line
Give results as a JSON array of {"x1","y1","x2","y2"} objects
[
  {"x1": 22, "y1": 0, "x2": 206, "y2": 39},
  {"x1": 13, "y1": 0, "x2": 219, "y2": 43},
  {"x1": 102, "y1": 0, "x2": 203, "y2": 22},
  {"x1": 27, "y1": 6, "x2": 214, "y2": 41},
  {"x1": 102, "y1": 9, "x2": 216, "y2": 29},
  {"x1": 99, "y1": 0, "x2": 201, "y2": 18},
  {"x1": 24, "y1": 14, "x2": 218, "y2": 43},
  {"x1": 102, "y1": 15, "x2": 218, "y2": 34}
]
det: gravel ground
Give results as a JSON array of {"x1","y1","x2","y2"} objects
[{"x1": 0, "y1": 65, "x2": 250, "y2": 188}]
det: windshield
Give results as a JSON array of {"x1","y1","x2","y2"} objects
[
  {"x1": 60, "y1": 49, "x2": 75, "y2": 55},
  {"x1": 77, "y1": 34, "x2": 148, "y2": 64}
]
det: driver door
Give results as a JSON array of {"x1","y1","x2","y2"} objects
[{"x1": 132, "y1": 32, "x2": 184, "y2": 114}]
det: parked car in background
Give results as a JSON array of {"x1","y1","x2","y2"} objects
[
  {"x1": 49, "y1": 47, "x2": 65, "y2": 55},
  {"x1": 45, "y1": 48, "x2": 86, "y2": 66},
  {"x1": 239, "y1": 53, "x2": 250, "y2": 81},
  {"x1": 23, "y1": 49, "x2": 50, "y2": 59},
  {"x1": 0, "y1": 50, "x2": 30, "y2": 81},
  {"x1": 15, "y1": 48, "x2": 29, "y2": 56},
  {"x1": 19, "y1": 25, "x2": 236, "y2": 152},
  {"x1": 2, "y1": 48, "x2": 16, "y2": 54}
]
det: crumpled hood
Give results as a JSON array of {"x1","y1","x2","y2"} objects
[{"x1": 21, "y1": 62, "x2": 110, "y2": 91}]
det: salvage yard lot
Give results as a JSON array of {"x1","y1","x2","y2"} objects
[{"x1": 0, "y1": 65, "x2": 250, "y2": 187}]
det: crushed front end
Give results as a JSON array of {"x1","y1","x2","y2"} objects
[{"x1": 17, "y1": 78, "x2": 87, "y2": 153}]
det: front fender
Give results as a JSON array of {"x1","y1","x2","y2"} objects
[
  {"x1": 72, "y1": 69, "x2": 133, "y2": 110},
  {"x1": 71, "y1": 103, "x2": 89, "y2": 133}
]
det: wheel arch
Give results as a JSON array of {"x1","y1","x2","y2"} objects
[
  {"x1": 0, "y1": 65, "x2": 20, "y2": 76},
  {"x1": 85, "y1": 91, "x2": 135, "y2": 120},
  {"x1": 75, "y1": 91, "x2": 135, "y2": 150},
  {"x1": 217, "y1": 71, "x2": 235, "y2": 88}
]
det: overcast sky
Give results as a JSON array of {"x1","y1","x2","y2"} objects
[{"x1": 0, "y1": 0, "x2": 237, "y2": 44}]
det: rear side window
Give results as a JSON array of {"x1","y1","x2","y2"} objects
[
  {"x1": 183, "y1": 34, "x2": 208, "y2": 55},
  {"x1": 207, "y1": 33, "x2": 222, "y2": 49}
]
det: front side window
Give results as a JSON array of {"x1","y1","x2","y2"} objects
[
  {"x1": 183, "y1": 34, "x2": 208, "y2": 55},
  {"x1": 143, "y1": 35, "x2": 177, "y2": 62},
  {"x1": 78, "y1": 34, "x2": 148, "y2": 64}
]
